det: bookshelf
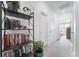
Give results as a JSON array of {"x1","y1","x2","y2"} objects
[{"x1": 1, "y1": 7, "x2": 34, "y2": 57}]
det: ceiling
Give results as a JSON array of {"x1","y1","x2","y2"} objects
[
  {"x1": 45, "y1": 1, "x2": 73, "y2": 12},
  {"x1": 44, "y1": 1, "x2": 73, "y2": 24}
]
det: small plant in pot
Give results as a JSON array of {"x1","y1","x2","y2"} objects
[
  {"x1": 34, "y1": 40, "x2": 44, "y2": 57},
  {"x1": 6, "y1": 1, "x2": 20, "y2": 11}
]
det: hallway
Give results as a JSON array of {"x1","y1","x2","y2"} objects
[{"x1": 43, "y1": 35, "x2": 74, "y2": 57}]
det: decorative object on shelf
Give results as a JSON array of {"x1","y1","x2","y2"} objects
[
  {"x1": 26, "y1": 25, "x2": 32, "y2": 30},
  {"x1": 23, "y1": 7, "x2": 31, "y2": 15},
  {"x1": 6, "y1": 1, "x2": 20, "y2": 11},
  {"x1": 34, "y1": 40, "x2": 44, "y2": 57},
  {"x1": 20, "y1": 25, "x2": 32, "y2": 30}
]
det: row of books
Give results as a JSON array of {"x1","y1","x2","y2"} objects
[
  {"x1": 3, "y1": 32, "x2": 30, "y2": 50},
  {"x1": 4, "y1": 17, "x2": 32, "y2": 30},
  {"x1": 4, "y1": 17, "x2": 20, "y2": 29},
  {"x1": 2, "y1": 44, "x2": 31, "y2": 57}
]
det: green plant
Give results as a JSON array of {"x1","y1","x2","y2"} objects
[
  {"x1": 34, "y1": 40, "x2": 44, "y2": 53},
  {"x1": 7, "y1": 1, "x2": 20, "y2": 8}
]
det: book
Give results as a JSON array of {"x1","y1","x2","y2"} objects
[
  {"x1": 12, "y1": 34, "x2": 15, "y2": 46},
  {"x1": 18, "y1": 34, "x2": 21, "y2": 45},
  {"x1": 4, "y1": 32, "x2": 10, "y2": 49},
  {"x1": 13, "y1": 48, "x2": 19, "y2": 57},
  {"x1": 25, "y1": 45, "x2": 28, "y2": 54},
  {"x1": 15, "y1": 34, "x2": 18, "y2": 45},
  {"x1": 10, "y1": 49, "x2": 15, "y2": 57},
  {"x1": 21, "y1": 34, "x2": 26, "y2": 45},
  {"x1": 10, "y1": 34, "x2": 13, "y2": 47},
  {"x1": 24, "y1": 44, "x2": 30, "y2": 54},
  {"x1": 26, "y1": 32, "x2": 30, "y2": 42},
  {"x1": 19, "y1": 48, "x2": 22, "y2": 57}
]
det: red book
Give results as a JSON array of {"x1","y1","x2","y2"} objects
[
  {"x1": 4, "y1": 32, "x2": 10, "y2": 49},
  {"x1": 21, "y1": 34, "x2": 26, "y2": 45}
]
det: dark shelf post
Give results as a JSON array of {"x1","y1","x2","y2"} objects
[
  {"x1": 33, "y1": 12, "x2": 34, "y2": 57},
  {"x1": 0, "y1": 1, "x2": 2, "y2": 57}
]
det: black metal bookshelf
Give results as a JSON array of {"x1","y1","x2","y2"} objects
[
  {"x1": 1, "y1": 29, "x2": 32, "y2": 30},
  {"x1": 1, "y1": 6, "x2": 34, "y2": 57}
]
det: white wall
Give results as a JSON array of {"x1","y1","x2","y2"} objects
[
  {"x1": 75, "y1": 2, "x2": 79, "y2": 56},
  {"x1": 34, "y1": 2, "x2": 61, "y2": 46},
  {"x1": 48, "y1": 14, "x2": 61, "y2": 45},
  {"x1": 19, "y1": 1, "x2": 61, "y2": 46}
]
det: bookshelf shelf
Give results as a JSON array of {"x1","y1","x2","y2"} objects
[
  {"x1": 1, "y1": 29, "x2": 32, "y2": 30},
  {"x1": 2, "y1": 7, "x2": 33, "y2": 20}
]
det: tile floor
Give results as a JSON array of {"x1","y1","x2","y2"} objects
[{"x1": 43, "y1": 35, "x2": 74, "y2": 57}]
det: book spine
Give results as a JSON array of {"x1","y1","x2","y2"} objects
[
  {"x1": 12, "y1": 34, "x2": 15, "y2": 46},
  {"x1": 25, "y1": 45, "x2": 27, "y2": 54},
  {"x1": 4, "y1": 32, "x2": 10, "y2": 49},
  {"x1": 18, "y1": 34, "x2": 21, "y2": 45},
  {"x1": 26, "y1": 32, "x2": 30, "y2": 42},
  {"x1": 28, "y1": 44, "x2": 31, "y2": 53},
  {"x1": 8, "y1": 34, "x2": 10, "y2": 48},
  {"x1": 19, "y1": 48, "x2": 22, "y2": 56},
  {"x1": 22, "y1": 46, "x2": 25, "y2": 53},
  {"x1": 21, "y1": 34, "x2": 26, "y2": 45},
  {"x1": 10, "y1": 34, "x2": 12, "y2": 47},
  {"x1": 25, "y1": 45, "x2": 30, "y2": 54},
  {"x1": 15, "y1": 34, "x2": 18, "y2": 45},
  {"x1": 11, "y1": 50, "x2": 14, "y2": 57}
]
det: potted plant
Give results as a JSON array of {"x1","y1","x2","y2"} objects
[
  {"x1": 34, "y1": 40, "x2": 44, "y2": 57},
  {"x1": 6, "y1": 1, "x2": 20, "y2": 11}
]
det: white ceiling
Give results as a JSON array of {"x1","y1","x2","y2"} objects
[
  {"x1": 44, "y1": 1, "x2": 73, "y2": 24},
  {"x1": 45, "y1": 1, "x2": 73, "y2": 12}
]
